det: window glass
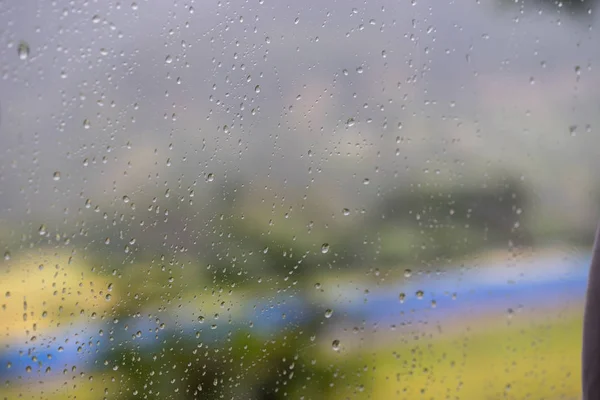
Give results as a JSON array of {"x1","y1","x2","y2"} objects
[{"x1": 0, "y1": 0, "x2": 594, "y2": 398}]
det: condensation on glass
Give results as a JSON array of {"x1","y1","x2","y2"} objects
[{"x1": 0, "y1": 0, "x2": 595, "y2": 398}]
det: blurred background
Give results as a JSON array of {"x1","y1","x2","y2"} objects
[{"x1": 0, "y1": 0, "x2": 598, "y2": 398}]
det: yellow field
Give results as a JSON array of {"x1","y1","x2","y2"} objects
[
  {"x1": 330, "y1": 316, "x2": 582, "y2": 400},
  {"x1": 0, "y1": 250, "x2": 584, "y2": 399}
]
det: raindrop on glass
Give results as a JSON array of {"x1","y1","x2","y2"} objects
[
  {"x1": 569, "y1": 125, "x2": 577, "y2": 136},
  {"x1": 17, "y1": 41, "x2": 29, "y2": 60},
  {"x1": 332, "y1": 339, "x2": 340, "y2": 351}
]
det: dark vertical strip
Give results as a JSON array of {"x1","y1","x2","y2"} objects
[{"x1": 583, "y1": 224, "x2": 600, "y2": 399}]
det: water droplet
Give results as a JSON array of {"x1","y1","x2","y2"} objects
[
  {"x1": 206, "y1": 173, "x2": 214, "y2": 182},
  {"x1": 404, "y1": 269, "x2": 412, "y2": 278},
  {"x1": 363, "y1": 178, "x2": 370, "y2": 185},
  {"x1": 398, "y1": 292, "x2": 405, "y2": 303},
  {"x1": 342, "y1": 208, "x2": 350, "y2": 216},
  {"x1": 92, "y1": 14, "x2": 101, "y2": 24},
  {"x1": 83, "y1": 119, "x2": 91, "y2": 129},
  {"x1": 569, "y1": 125, "x2": 577, "y2": 136},
  {"x1": 416, "y1": 290, "x2": 424, "y2": 299},
  {"x1": 356, "y1": 66, "x2": 364, "y2": 74},
  {"x1": 38, "y1": 224, "x2": 47, "y2": 236},
  {"x1": 254, "y1": 85, "x2": 261, "y2": 93},
  {"x1": 165, "y1": 55, "x2": 172, "y2": 64},
  {"x1": 122, "y1": 195, "x2": 131, "y2": 203},
  {"x1": 52, "y1": 171, "x2": 61, "y2": 181},
  {"x1": 324, "y1": 309, "x2": 333, "y2": 318},
  {"x1": 3, "y1": 251, "x2": 10, "y2": 261},
  {"x1": 17, "y1": 41, "x2": 30, "y2": 60},
  {"x1": 346, "y1": 117, "x2": 355, "y2": 127},
  {"x1": 332, "y1": 339, "x2": 340, "y2": 351},
  {"x1": 321, "y1": 243, "x2": 330, "y2": 254}
]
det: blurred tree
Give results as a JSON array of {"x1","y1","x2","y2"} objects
[{"x1": 377, "y1": 175, "x2": 532, "y2": 265}]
